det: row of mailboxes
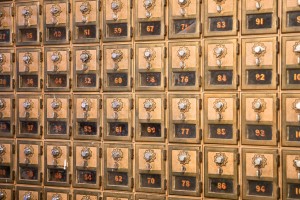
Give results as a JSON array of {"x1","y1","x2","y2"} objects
[
  {"x1": 5, "y1": 143, "x2": 300, "y2": 199},
  {"x1": 3, "y1": 93, "x2": 300, "y2": 146},
  {"x1": 3, "y1": 36, "x2": 300, "y2": 91},
  {"x1": 1, "y1": 0, "x2": 300, "y2": 45}
]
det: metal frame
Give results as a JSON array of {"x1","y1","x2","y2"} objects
[
  {"x1": 168, "y1": 94, "x2": 201, "y2": 144},
  {"x1": 242, "y1": 148, "x2": 278, "y2": 200},
  {"x1": 168, "y1": 41, "x2": 201, "y2": 91},
  {"x1": 203, "y1": 0, "x2": 238, "y2": 37},
  {"x1": 16, "y1": 94, "x2": 42, "y2": 138},
  {"x1": 135, "y1": 94, "x2": 166, "y2": 142},
  {"x1": 103, "y1": 143, "x2": 133, "y2": 191},
  {"x1": 135, "y1": 43, "x2": 166, "y2": 91},
  {"x1": 241, "y1": 37, "x2": 278, "y2": 90},
  {"x1": 0, "y1": 185, "x2": 14, "y2": 200},
  {"x1": 204, "y1": 147, "x2": 239, "y2": 199},
  {"x1": 73, "y1": 190, "x2": 101, "y2": 200},
  {"x1": 168, "y1": 145, "x2": 201, "y2": 196},
  {"x1": 204, "y1": 39, "x2": 238, "y2": 90},
  {"x1": 241, "y1": 93, "x2": 278, "y2": 146},
  {"x1": 0, "y1": 140, "x2": 14, "y2": 183},
  {"x1": 103, "y1": 94, "x2": 133, "y2": 141},
  {"x1": 103, "y1": 44, "x2": 132, "y2": 92},
  {"x1": 0, "y1": 3, "x2": 14, "y2": 46},
  {"x1": 282, "y1": 0, "x2": 300, "y2": 33},
  {"x1": 43, "y1": 0, "x2": 70, "y2": 44},
  {"x1": 203, "y1": 93, "x2": 239, "y2": 144},
  {"x1": 44, "y1": 141, "x2": 71, "y2": 187},
  {"x1": 73, "y1": 94, "x2": 101, "y2": 140},
  {"x1": 0, "y1": 49, "x2": 15, "y2": 92}
]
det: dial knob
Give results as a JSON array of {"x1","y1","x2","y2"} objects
[
  {"x1": 0, "y1": 54, "x2": 5, "y2": 64},
  {"x1": 23, "y1": 193, "x2": 32, "y2": 200},
  {"x1": 178, "y1": 154, "x2": 187, "y2": 162},
  {"x1": 254, "y1": 46, "x2": 265, "y2": 54},
  {"x1": 22, "y1": 8, "x2": 31, "y2": 17},
  {"x1": 214, "y1": 47, "x2": 224, "y2": 58},
  {"x1": 112, "y1": 101, "x2": 121, "y2": 110},
  {"x1": 0, "y1": 191, "x2": 5, "y2": 200},
  {"x1": 178, "y1": 49, "x2": 187, "y2": 58},
  {"x1": 111, "y1": 1, "x2": 121, "y2": 10},
  {"x1": 111, "y1": 52, "x2": 122, "y2": 61},
  {"x1": 81, "y1": 148, "x2": 91, "y2": 159},
  {"x1": 24, "y1": 147, "x2": 33, "y2": 156},
  {"x1": 144, "y1": 50, "x2": 152, "y2": 59},
  {"x1": 144, "y1": 0, "x2": 154, "y2": 8},
  {"x1": 81, "y1": 100, "x2": 89, "y2": 111},
  {"x1": 178, "y1": 0, "x2": 187, "y2": 5},
  {"x1": 112, "y1": 150, "x2": 122, "y2": 160},
  {"x1": 0, "y1": 145, "x2": 5, "y2": 155},
  {"x1": 23, "y1": 54, "x2": 31, "y2": 64},
  {"x1": 144, "y1": 101, "x2": 153, "y2": 110},
  {"x1": 178, "y1": 102, "x2": 187, "y2": 110},
  {"x1": 51, "y1": 101, "x2": 60, "y2": 110},
  {"x1": 295, "y1": 159, "x2": 300, "y2": 168},
  {"x1": 215, "y1": 155, "x2": 224, "y2": 165},
  {"x1": 23, "y1": 101, "x2": 31, "y2": 110},
  {"x1": 51, "y1": 147, "x2": 61, "y2": 157},
  {"x1": 0, "y1": 99, "x2": 5, "y2": 109},
  {"x1": 144, "y1": 151, "x2": 154, "y2": 162},
  {"x1": 215, "y1": 101, "x2": 224, "y2": 110},
  {"x1": 51, "y1": 194, "x2": 61, "y2": 200},
  {"x1": 50, "y1": 6, "x2": 60, "y2": 15},
  {"x1": 254, "y1": 157, "x2": 263, "y2": 167},
  {"x1": 80, "y1": 53, "x2": 90, "y2": 63},
  {"x1": 80, "y1": 4, "x2": 89, "y2": 13},
  {"x1": 295, "y1": 102, "x2": 300, "y2": 111},
  {"x1": 253, "y1": 101, "x2": 262, "y2": 110},
  {"x1": 51, "y1": 54, "x2": 60, "y2": 63}
]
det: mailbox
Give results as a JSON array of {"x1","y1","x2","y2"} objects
[
  {"x1": 0, "y1": 185, "x2": 14, "y2": 200},
  {"x1": 44, "y1": 0, "x2": 70, "y2": 44},
  {"x1": 168, "y1": 42, "x2": 201, "y2": 91},
  {"x1": 282, "y1": 0, "x2": 300, "y2": 33},
  {"x1": 204, "y1": 147, "x2": 239, "y2": 199},
  {"x1": 103, "y1": 143, "x2": 133, "y2": 191},
  {"x1": 16, "y1": 48, "x2": 42, "y2": 92},
  {"x1": 44, "y1": 94, "x2": 71, "y2": 139},
  {"x1": 17, "y1": 95, "x2": 42, "y2": 138},
  {"x1": 44, "y1": 188, "x2": 70, "y2": 200},
  {"x1": 168, "y1": 0, "x2": 201, "y2": 38},
  {"x1": 169, "y1": 94, "x2": 201, "y2": 144},
  {"x1": 44, "y1": 47, "x2": 71, "y2": 91},
  {"x1": 0, "y1": 95, "x2": 14, "y2": 138},
  {"x1": 103, "y1": 44, "x2": 132, "y2": 92},
  {"x1": 0, "y1": 49, "x2": 14, "y2": 91},
  {"x1": 282, "y1": 36, "x2": 300, "y2": 90},
  {"x1": 241, "y1": 93, "x2": 278, "y2": 146},
  {"x1": 204, "y1": 39, "x2": 238, "y2": 90},
  {"x1": 135, "y1": 144, "x2": 166, "y2": 193},
  {"x1": 73, "y1": 94, "x2": 101, "y2": 140},
  {"x1": 73, "y1": 190, "x2": 101, "y2": 200},
  {"x1": 44, "y1": 141, "x2": 71, "y2": 187},
  {"x1": 0, "y1": 3, "x2": 13, "y2": 46},
  {"x1": 203, "y1": 0, "x2": 238, "y2": 36},
  {"x1": 135, "y1": 94, "x2": 166, "y2": 142},
  {"x1": 73, "y1": 46, "x2": 100, "y2": 91},
  {"x1": 168, "y1": 145, "x2": 201, "y2": 196},
  {"x1": 241, "y1": 37, "x2": 278, "y2": 90},
  {"x1": 0, "y1": 140, "x2": 14, "y2": 183},
  {"x1": 103, "y1": 94, "x2": 133, "y2": 141},
  {"x1": 103, "y1": 0, "x2": 132, "y2": 42},
  {"x1": 134, "y1": 0, "x2": 165, "y2": 40},
  {"x1": 15, "y1": 1, "x2": 41, "y2": 45},
  {"x1": 242, "y1": 0, "x2": 278, "y2": 35},
  {"x1": 72, "y1": 0, "x2": 100, "y2": 43},
  {"x1": 203, "y1": 93, "x2": 239, "y2": 144},
  {"x1": 16, "y1": 186, "x2": 42, "y2": 200},
  {"x1": 103, "y1": 192, "x2": 132, "y2": 200},
  {"x1": 73, "y1": 142, "x2": 101, "y2": 189},
  {"x1": 242, "y1": 148, "x2": 279, "y2": 200},
  {"x1": 135, "y1": 43, "x2": 166, "y2": 91},
  {"x1": 17, "y1": 140, "x2": 42, "y2": 185}
]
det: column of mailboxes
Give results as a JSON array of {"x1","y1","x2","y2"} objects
[{"x1": 1, "y1": 0, "x2": 300, "y2": 200}]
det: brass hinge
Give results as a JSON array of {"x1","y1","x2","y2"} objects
[
  {"x1": 199, "y1": 151, "x2": 202, "y2": 163},
  {"x1": 164, "y1": 128, "x2": 167, "y2": 139},
  {"x1": 237, "y1": 43, "x2": 240, "y2": 55},
  {"x1": 130, "y1": 27, "x2": 133, "y2": 38},
  {"x1": 99, "y1": 29, "x2": 102, "y2": 40},
  {"x1": 199, "y1": 129, "x2": 202, "y2": 141},
  {"x1": 164, "y1": 98, "x2": 167, "y2": 109},
  {"x1": 40, "y1": 98, "x2": 43, "y2": 109},
  {"x1": 69, "y1": 145, "x2": 72, "y2": 157},
  {"x1": 69, "y1": 98, "x2": 72, "y2": 109},
  {"x1": 99, "y1": 176, "x2": 102, "y2": 186},
  {"x1": 164, "y1": 47, "x2": 167, "y2": 58},
  {"x1": 39, "y1": 52, "x2": 43, "y2": 62},
  {"x1": 39, "y1": 5, "x2": 42, "y2": 15},
  {"x1": 99, "y1": 147, "x2": 102, "y2": 158},
  {"x1": 276, "y1": 130, "x2": 280, "y2": 143},
  {"x1": 236, "y1": 129, "x2": 240, "y2": 141},
  {"x1": 131, "y1": 127, "x2": 134, "y2": 138},
  {"x1": 164, "y1": 76, "x2": 167, "y2": 88},
  {"x1": 11, "y1": 5, "x2": 14, "y2": 17},
  {"x1": 69, "y1": 126, "x2": 72, "y2": 136},
  {"x1": 12, "y1": 52, "x2": 15, "y2": 62},
  {"x1": 199, "y1": 76, "x2": 202, "y2": 87},
  {"x1": 99, "y1": 98, "x2": 103, "y2": 109},
  {"x1": 12, "y1": 144, "x2": 15, "y2": 154},
  {"x1": 276, "y1": 97, "x2": 280, "y2": 110},
  {"x1": 236, "y1": 97, "x2": 240, "y2": 110},
  {"x1": 39, "y1": 145, "x2": 43, "y2": 155},
  {"x1": 69, "y1": 50, "x2": 72, "y2": 61},
  {"x1": 199, "y1": 45, "x2": 202, "y2": 57},
  {"x1": 130, "y1": 77, "x2": 133, "y2": 88},
  {"x1": 69, "y1": 30, "x2": 71, "y2": 41},
  {"x1": 68, "y1": 3, "x2": 71, "y2": 13},
  {"x1": 277, "y1": 154, "x2": 280, "y2": 167},
  {"x1": 164, "y1": 25, "x2": 167, "y2": 36},
  {"x1": 130, "y1": 48, "x2": 134, "y2": 59},
  {"x1": 131, "y1": 177, "x2": 134, "y2": 188},
  {"x1": 236, "y1": 75, "x2": 240, "y2": 87},
  {"x1": 236, "y1": 152, "x2": 240, "y2": 165},
  {"x1": 237, "y1": 20, "x2": 240, "y2": 32},
  {"x1": 69, "y1": 78, "x2": 72, "y2": 89},
  {"x1": 130, "y1": 98, "x2": 134, "y2": 110},
  {"x1": 276, "y1": 41, "x2": 280, "y2": 54},
  {"x1": 164, "y1": 179, "x2": 167, "y2": 190},
  {"x1": 98, "y1": 0, "x2": 101, "y2": 11},
  {"x1": 130, "y1": 148, "x2": 134, "y2": 159},
  {"x1": 12, "y1": 98, "x2": 15, "y2": 109},
  {"x1": 199, "y1": 98, "x2": 202, "y2": 110},
  {"x1": 237, "y1": 185, "x2": 241, "y2": 196},
  {"x1": 163, "y1": 150, "x2": 167, "y2": 161},
  {"x1": 99, "y1": 77, "x2": 102, "y2": 89},
  {"x1": 99, "y1": 49, "x2": 102, "y2": 60},
  {"x1": 40, "y1": 126, "x2": 43, "y2": 136},
  {"x1": 99, "y1": 126, "x2": 102, "y2": 138},
  {"x1": 200, "y1": 23, "x2": 202, "y2": 34}
]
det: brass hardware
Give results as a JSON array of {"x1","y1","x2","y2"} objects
[
  {"x1": 111, "y1": 49, "x2": 123, "y2": 71},
  {"x1": 252, "y1": 43, "x2": 266, "y2": 66},
  {"x1": 252, "y1": 98, "x2": 266, "y2": 122},
  {"x1": 51, "y1": 98, "x2": 62, "y2": 119},
  {"x1": 24, "y1": 145, "x2": 34, "y2": 164},
  {"x1": 143, "y1": 0, "x2": 156, "y2": 18},
  {"x1": 81, "y1": 98, "x2": 92, "y2": 119},
  {"x1": 213, "y1": 0, "x2": 226, "y2": 13},
  {"x1": 177, "y1": 0, "x2": 191, "y2": 16},
  {"x1": 111, "y1": 98, "x2": 123, "y2": 119},
  {"x1": 177, "y1": 47, "x2": 190, "y2": 69},
  {"x1": 51, "y1": 146, "x2": 62, "y2": 166},
  {"x1": 111, "y1": 0, "x2": 123, "y2": 20},
  {"x1": 50, "y1": 4, "x2": 62, "y2": 24},
  {"x1": 80, "y1": 51, "x2": 92, "y2": 71},
  {"x1": 111, "y1": 148, "x2": 123, "y2": 169},
  {"x1": 177, "y1": 98, "x2": 191, "y2": 121},
  {"x1": 143, "y1": 98, "x2": 156, "y2": 120},
  {"x1": 144, "y1": 48, "x2": 156, "y2": 70},
  {"x1": 214, "y1": 152, "x2": 228, "y2": 175},
  {"x1": 51, "y1": 51, "x2": 62, "y2": 72},
  {"x1": 213, "y1": 45, "x2": 227, "y2": 67},
  {"x1": 252, "y1": 154, "x2": 267, "y2": 178},
  {"x1": 80, "y1": 1, "x2": 91, "y2": 23},
  {"x1": 177, "y1": 150, "x2": 191, "y2": 173},
  {"x1": 22, "y1": 6, "x2": 32, "y2": 26},
  {"x1": 23, "y1": 52, "x2": 33, "y2": 72},
  {"x1": 23, "y1": 99, "x2": 33, "y2": 118},
  {"x1": 81, "y1": 147, "x2": 92, "y2": 167},
  {"x1": 0, "y1": 53, "x2": 6, "y2": 72},
  {"x1": 213, "y1": 99, "x2": 227, "y2": 121},
  {"x1": 144, "y1": 149, "x2": 156, "y2": 170}
]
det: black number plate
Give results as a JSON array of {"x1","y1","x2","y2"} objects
[
  {"x1": 77, "y1": 170, "x2": 97, "y2": 184},
  {"x1": 108, "y1": 122, "x2": 128, "y2": 136},
  {"x1": 209, "y1": 16, "x2": 233, "y2": 32},
  {"x1": 140, "y1": 21, "x2": 161, "y2": 36},
  {"x1": 107, "y1": 23, "x2": 128, "y2": 37},
  {"x1": 77, "y1": 25, "x2": 97, "y2": 39},
  {"x1": 247, "y1": 13, "x2": 273, "y2": 29},
  {"x1": 20, "y1": 166, "x2": 38, "y2": 180},
  {"x1": 174, "y1": 19, "x2": 196, "y2": 34},
  {"x1": 107, "y1": 73, "x2": 128, "y2": 87},
  {"x1": 48, "y1": 27, "x2": 67, "y2": 41},
  {"x1": 209, "y1": 178, "x2": 234, "y2": 193},
  {"x1": 77, "y1": 74, "x2": 97, "y2": 88},
  {"x1": 107, "y1": 171, "x2": 128, "y2": 186},
  {"x1": 174, "y1": 176, "x2": 196, "y2": 191},
  {"x1": 209, "y1": 124, "x2": 233, "y2": 139},
  {"x1": 0, "y1": 121, "x2": 11, "y2": 134},
  {"x1": 141, "y1": 123, "x2": 161, "y2": 138},
  {"x1": 287, "y1": 126, "x2": 300, "y2": 141},
  {"x1": 48, "y1": 121, "x2": 67, "y2": 135},
  {"x1": 20, "y1": 75, "x2": 39, "y2": 88},
  {"x1": 78, "y1": 121, "x2": 98, "y2": 136},
  {"x1": 0, "y1": 166, "x2": 10, "y2": 178},
  {"x1": 209, "y1": 70, "x2": 233, "y2": 85},
  {"x1": 48, "y1": 168, "x2": 67, "y2": 182},
  {"x1": 19, "y1": 28, "x2": 38, "y2": 42},
  {"x1": 288, "y1": 69, "x2": 300, "y2": 84},
  {"x1": 248, "y1": 180, "x2": 273, "y2": 196},
  {"x1": 140, "y1": 72, "x2": 161, "y2": 87},
  {"x1": 0, "y1": 29, "x2": 10, "y2": 43},
  {"x1": 247, "y1": 69, "x2": 272, "y2": 85},
  {"x1": 174, "y1": 71, "x2": 196, "y2": 86},
  {"x1": 175, "y1": 124, "x2": 196, "y2": 138},
  {"x1": 0, "y1": 75, "x2": 10, "y2": 88},
  {"x1": 288, "y1": 183, "x2": 300, "y2": 199},
  {"x1": 48, "y1": 74, "x2": 68, "y2": 88},
  {"x1": 140, "y1": 174, "x2": 161, "y2": 188},
  {"x1": 287, "y1": 11, "x2": 300, "y2": 27},
  {"x1": 247, "y1": 125, "x2": 273, "y2": 140},
  {"x1": 20, "y1": 121, "x2": 39, "y2": 135}
]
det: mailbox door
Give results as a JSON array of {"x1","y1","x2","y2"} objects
[{"x1": 0, "y1": 94, "x2": 14, "y2": 138}]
